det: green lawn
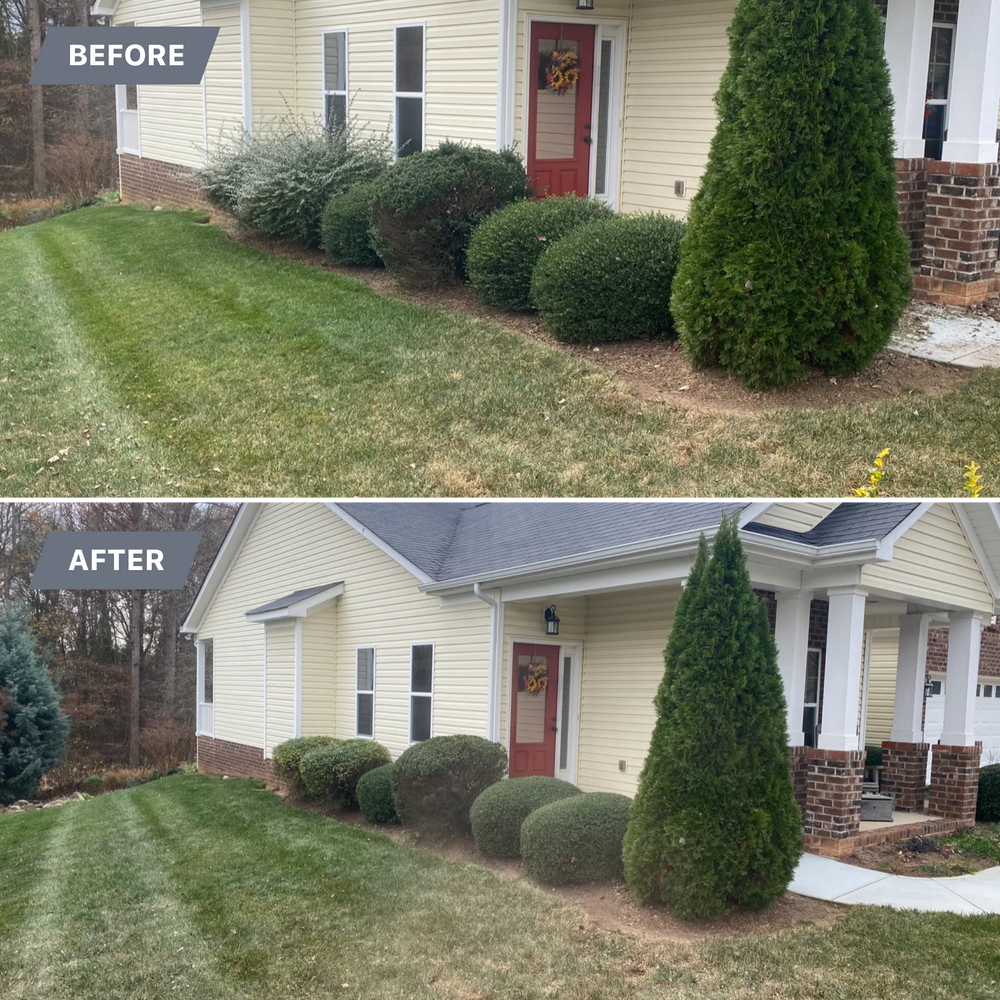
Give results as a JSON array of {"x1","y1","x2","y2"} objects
[
  {"x1": 1, "y1": 205, "x2": 998, "y2": 497},
  {"x1": 1, "y1": 776, "x2": 999, "y2": 999}
]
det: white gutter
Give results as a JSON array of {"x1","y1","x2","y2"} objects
[
  {"x1": 496, "y1": 0, "x2": 517, "y2": 149},
  {"x1": 474, "y1": 582, "x2": 504, "y2": 743}
]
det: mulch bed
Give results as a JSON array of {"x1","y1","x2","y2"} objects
[{"x1": 841, "y1": 834, "x2": 998, "y2": 878}]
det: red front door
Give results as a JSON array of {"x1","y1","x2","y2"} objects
[
  {"x1": 510, "y1": 642, "x2": 560, "y2": 778},
  {"x1": 527, "y1": 22, "x2": 596, "y2": 198}
]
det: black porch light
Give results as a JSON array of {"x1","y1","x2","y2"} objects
[
  {"x1": 544, "y1": 606, "x2": 561, "y2": 636},
  {"x1": 576, "y1": 0, "x2": 595, "y2": 9}
]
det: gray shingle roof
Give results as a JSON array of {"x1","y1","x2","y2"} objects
[
  {"x1": 743, "y1": 503, "x2": 920, "y2": 546},
  {"x1": 247, "y1": 582, "x2": 343, "y2": 616}
]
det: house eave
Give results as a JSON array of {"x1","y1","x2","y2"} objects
[
  {"x1": 244, "y1": 583, "x2": 345, "y2": 623},
  {"x1": 91, "y1": 0, "x2": 121, "y2": 15}
]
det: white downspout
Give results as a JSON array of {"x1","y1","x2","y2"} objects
[{"x1": 475, "y1": 583, "x2": 504, "y2": 742}]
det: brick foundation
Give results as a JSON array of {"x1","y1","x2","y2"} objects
[
  {"x1": 197, "y1": 734, "x2": 276, "y2": 783},
  {"x1": 802, "y1": 748, "x2": 865, "y2": 852},
  {"x1": 928, "y1": 742, "x2": 982, "y2": 823},
  {"x1": 896, "y1": 158, "x2": 929, "y2": 268},
  {"x1": 119, "y1": 153, "x2": 209, "y2": 209},
  {"x1": 789, "y1": 745, "x2": 809, "y2": 816},
  {"x1": 880, "y1": 740, "x2": 929, "y2": 811}
]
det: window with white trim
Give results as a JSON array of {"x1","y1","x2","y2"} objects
[
  {"x1": 356, "y1": 646, "x2": 375, "y2": 737},
  {"x1": 394, "y1": 24, "x2": 424, "y2": 156},
  {"x1": 323, "y1": 30, "x2": 348, "y2": 132},
  {"x1": 409, "y1": 643, "x2": 433, "y2": 741},
  {"x1": 202, "y1": 639, "x2": 214, "y2": 704}
]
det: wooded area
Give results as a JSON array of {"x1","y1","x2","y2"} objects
[
  {"x1": 0, "y1": 0, "x2": 116, "y2": 196},
  {"x1": 0, "y1": 503, "x2": 237, "y2": 784}
]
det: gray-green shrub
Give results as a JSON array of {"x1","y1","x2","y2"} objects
[
  {"x1": 470, "y1": 777, "x2": 582, "y2": 857},
  {"x1": 978, "y1": 764, "x2": 1000, "y2": 822},
  {"x1": 321, "y1": 181, "x2": 382, "y2": 266},
  {"x1": 272, "y1": 736, "x2": 341, "y2": 794},
  {"x1": 467, "y1": 195, "x2": 614, "y2": 311},
  {"x1": 299, "y1": 739, "x2": 390, "y2": 807},
  {"x1": 530, "y1": 213, "x2": 686, "y2": 343},
  {"x1": 520, "y1": 792, "x2": 632, "y2": 885},
  {"x1": 357, "y1": 763, "x2": 399, "y2": 823}
]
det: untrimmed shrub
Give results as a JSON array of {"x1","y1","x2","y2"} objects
[
  {"x1": 530, "y1": 214, "x2": 686, "y2": 343},
  {"x1": 394, "y1": 734, "x2": 508, "y2": 836},
  {"x1": 81, "y1": 775, "x2": 103, "y2": 793},
  {"x1": 272, "y1": 736, "x2": 341, "y2": 793},
  {"x1": 371, "y1": 142, "x2": 531, "y2": 287},
  {"x1": 321, "y1": 181, "x2": 382, "y2": 266},
  {"x1": 467, "y1": 195, "x2": 614, "y2": 311},
  {"x1": 978, "y1": 764, "x2": 1000, "y2": 822},
  {"x1": 470, "y1": 777, "x2": 582, "y2": 857},
  {"x1": 521, "y1": 792, "x2": 632, "y2": 885},
  {"x1": 357, "y1": 763, "x2": 399, "y2": 823},
  {"x1": 670, "y1": 0, "x2": 911, "y2": 389}
]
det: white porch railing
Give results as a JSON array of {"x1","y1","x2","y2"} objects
[
  {"x1": 119, "y1": 109, "x2": 140, "y2": 154},
  {"x1": 197, "y1": 702, "x2": 214, "y2": 737}
]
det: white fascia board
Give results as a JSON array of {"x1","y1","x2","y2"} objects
[
  {"x1": 874, "y1": 501, "x2": 935, "y2": 559},
  {"x1": 245, "y1": 583, "x2": 345, "y2": 623},
  {"x1": 738, "y1": 502, "x2": 775, "y2": 526},
  {"x1": 953, "y1": 503, "x2": 1000, "y2": 599},
  {"x1": 181, "y1": 503, "x2": 263, "y2": 634},
  {"x1": 91, "y1": 0, "x2": 120, "y2": 15},
  {"x1": 324, "y1": 503, "x2": 434, "y2": 585}
]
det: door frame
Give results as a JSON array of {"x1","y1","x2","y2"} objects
[
  {"x1": 505, "y1": 636, "x2": 582, "y2": 785},
  {"x1": 520, "y1": 13, "x2": 626, "y2": 207}
]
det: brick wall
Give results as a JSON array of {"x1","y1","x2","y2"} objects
[
  {"x1": 881, "y1": 740, "x2": 930, "y2": 811},
  {"x1": 897, "y1": 159, "x2": 930, "y2": 267},
  {"x1": 755, "y1": 590, "x2": 777, "y2": 633},
  {"x1": 197, "y1": 735, "x2": 276, "y2": 782},
  {"x1": 927, "y1": 622, "x2": 1000, "y2": 679},
  {"x1": 802, "y1": 748, "x2": 865, "y2": 851},
  {"x1": 789, "y1": 745, "x2": 809, "y2": 816},
  {"x1": 928, "y1": 742, "x2": 982, "y2": 821},
  {"x1": 119, "y1": 153, "x2": 209, "y2": 209}
]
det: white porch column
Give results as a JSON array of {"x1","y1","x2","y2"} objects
[
  {"x1": 774, "y1": 590, "x2": 813, "y2": 746},
  {"x1": 889, "y1": 613, "x2": 932, "y2": 743},
  {"x1": 817, "y1": 587, "x2": 868, "y2": 752},
  {"x1": 940, "y1": 611, "x2": 984, "y2": 747},
  {"x1": 941, "y1": 0, "x2": 1000, "y2": 164},
  {"x1": 884, "y1": 0, "x2": 936, "y2": 158}
]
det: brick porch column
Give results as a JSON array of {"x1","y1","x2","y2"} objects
[
  {"x1": 789, "y1": 745, "x2": 809, "y2": 816},
  {"x1": 928, "y1": 743, "x2": 982, "y2": 822},
  {"x1": 896, "y1": 159, "x2": 929, "y2": 267},
  {"x1": 803, "y1": 748, "x2": 865, "y2": 854},
  {"x1": 880, "y1": 741, "x2": 929, "y2": 811}
]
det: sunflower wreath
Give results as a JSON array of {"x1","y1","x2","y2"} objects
[
  {"x1": 524, "y1": 660, "x2": 549, "y2": 695},
  {"x1": 543, "y1": 48, "x2": 580, "y2": 95}
]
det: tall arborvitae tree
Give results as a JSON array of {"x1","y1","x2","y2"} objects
[
  {"x1": 671, "y1": 0, "x2": 911, "y2": 390},
  {"x1": 623, "y1": 515, "x2": 802, "y2": 919},
  {"x1": 0, "y1": 604, "x2": 69, "y2": 803}
]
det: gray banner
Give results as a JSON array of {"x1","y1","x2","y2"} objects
[
  {"x1": 29, "y1": 27, "x2": 219, "y2": 85},
  {"x1": 30, "y1": 532, "x2": 202, "y2": 591}
]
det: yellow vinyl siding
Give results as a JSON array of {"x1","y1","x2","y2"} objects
[
  {"x1": 204, "y1": 3, "x2": 246, "y2": 149},
  {"x1": 293, "y1": 0, "x2": 499, "y2": 147},
  {"x1": 265, "y1": 624, "x2": 296, "y2": 755},
  {"x1": 112, "y1": 0, "x2": 206, "y2": 168},
  {"x1": 578, "y1": 585, "x2": 680, "y2": 795},
  {"x1": 249, "y1": 0, "x2": 296, "y2": 126},
  {"x1": 196, "y1": 503, "x2": 491, "y2": 758},
  {"x1": 864, "y1": 630, "x2": 900, "y2": 745},
  {"x1": 861, "y1": 505, "x2": 994, "y2": 616},
  {"x1": 754, "y1": 502, "x2": 839, "y2": 532},
  {"x1": 620, "y1": 0, "x2": 735, "y2": 215}
]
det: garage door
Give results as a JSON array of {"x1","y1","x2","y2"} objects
[{"x1": 924, "y1": 675, "x2": 1000, "y2": 780}]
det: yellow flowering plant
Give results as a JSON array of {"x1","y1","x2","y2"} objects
[
  {"x1": 852, "y1": 448, "x2": 890, "y2": 498},
  {"x1": 964, "y1": 462, "x2": 984, "y2": 498}
]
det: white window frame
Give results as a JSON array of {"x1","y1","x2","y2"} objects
[
  {"x1": 409, "y1": 641, "x2": 434, "y2": 743},
  {"x1": 393, "y1": 22, "x2": 426, "y2": 157},
  {"x1": 555, "y1": 643, "x2": 582, "y2": 786},
  {"x1": 196, "y1": 638, "x2": 215, "y2": 737},
  {"x1": 924, "y1": 21, "x2": 957, "y2": 156},
  {"x1": 356, "y1": 645, "x2": 376, "y2": 739},
  {"x1": 322, "y1": 28, "x2": 349, "y2": 130},
  {"x1": 803, "y1": 646, "x2": 823, "y2": 747}
]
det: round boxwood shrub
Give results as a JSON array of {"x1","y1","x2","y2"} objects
[
  {"x1": 521, "y1": 792, "x2": 632, "y2": 885},
  {"x1": 321, "y1": 181, "x2": 382, "y2": 266},
  {"x1": 977, "y1": 763, "x2": 1000, "y2": 822},
  {"x1": 357, "y1": 763, "x2": 399, "y2": 823},
  {"x1": 371, "y1": 142, "x2": 531, "y2": 287},
  {"x1": 467, "y1": 195, "x2": 615, "y2": 312},
  {"x1": 394, "y1": 734, "x2": 508, "y2": 836},
  {"x1": 470, "y1": 777, "x2": 582, "y2": 857},
  {"x1": 530, "y1": 213, "x2": 686, "y2": 343},
  {"x1": 272, "y1": 736, "x2": 341, "y2": 793},
  {"x1": 81, "y1": 775, "x2": 103, "y2": 794},
  {"x1": 329, "y1": 739, "x2": 392, "y2": 808}
]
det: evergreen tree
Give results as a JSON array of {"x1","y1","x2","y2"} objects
[
  {"x1": 0, "y1": 604, "x2": 69, "y2": 804},
  {"x1": 671, "y1": 0, "x2": 911, "y2": 390},
  {"x1": 623, "y1": 515, "x2": 802, "y2": 919}
]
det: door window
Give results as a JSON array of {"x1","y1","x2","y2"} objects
[
  {"x1": 515, "y1": 652, "x2": 548, "y2": 744},
  {"x1": 535, "y1": 37, "x2": 579, "y2": 161}
]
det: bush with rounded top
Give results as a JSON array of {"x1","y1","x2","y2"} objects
[
  {"x1": 272, "y1": 736, "x2": 342, "y2": 793},
  {"x1": 530, "y1": 214, "x2": 686, "y2": 343},
  {"x1": 298, "y1": 739, "x2": 390, "y2": 807},
  {"x1": 467, "y1": 195, "x2": 614, "y2": 311},
  {"x1": 394, "y1": 734, "x2": 508, "y2": 836},
  {"x1": 520, "y1": 792, "x2": 632, "y2": 885},
  {"x1": 371, "y1": 142, "x2": 531, "y2": 287},
  {"x1": 978, "y1": 764, "x2": 1000, "y2": 822},
  {"x1": 321, "y1": 181, "x2": 382, "y2": 266},
  {"x1": 357, "y1": 763, "x2": 399, "y2": 823},
  {"x1": 470, "y1": 776, "x2": 582, "y2": 857}
]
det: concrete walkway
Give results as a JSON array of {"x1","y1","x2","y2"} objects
[
  {"x1": 891, "y1": 302, "x2": 1000, "y2": 367},
  {"x1": 789, "y1": 853, "x2": 1000, "y2": 915}
]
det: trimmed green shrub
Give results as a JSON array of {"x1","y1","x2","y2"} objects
[
  {"x1": 0, "y1": 605, "x2": 69, "y2": 805},
  {"x1": 330, "y1": 739, "x2": 392, "y2": 808},
  {"x1": 865, "y1": 745, "x2": 884, "y2": 769},
  {"x1": 977, "y1": 764, "x2": 1000, "y2": 823},
  {"x1": 467, "y1": 195, "x2": 614, "y2": 312},
  {"x1": 272, "y1": 736, "x2": 342, "y2": 793},
  {"x1": 371, "y1": 142, "x2": 531, "y2": 287},
  {"x1": 357, "y1": 763, "x2": 399, "y2": 823},
  {"x1": 671, "y1": 0, "x2": 911, "y2": 389},
  {"x1": 299, "y1": 745, "x2": 342, "y2": 802},
  {"x1": 201, "y1": 118, "x2": 392, "y2": 246},
  {"x1": 530, "y1": 214, "x2": 686, "y2": 343},
  {"x1": 81, "y1": 775, "x2": 103, "y2": 793},
  {"x1": 623, "y1": 516, "x2": 803, "y2": 920},
  {"x1": 321, "y1": 181, "x2": 382, "y2": 266},
  {"x1": 521, "y1": 792, "x2": 632, "y2": 885},
  {"x1": 394, "y1": 734, "x2": 508, "y2": 836},
  {"x1": 470, "y1": 777, "x2": 582, "y2": 857}
]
